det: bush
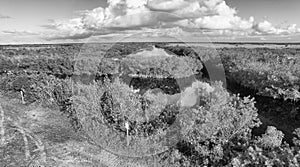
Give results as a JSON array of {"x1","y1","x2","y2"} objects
[
  {"x1": 160, "y1": 126, "x2": 300, "y2": 167},
  {"x1": 229, "y1": 129, "x2": 300, "y2": 167},
  {"x1": 220, "y1": 47, "x2": 300, "y2": 101},
  {"x1": 0, "y1": 55, "x2": 15, "y2": 74},
  {"x1": 121, "y1": 55, "x2": 203, "y2": 79},
  {"x1": 293, "y1": 128, "x2": 300, "y2": 146},
  {"x1": 70, "y1": 76, "x2": 262, "y2": 162},
  {"x1": 71, "y1": 78, "x2": 181, "y2": 157},
  {"x1": 0, "y1": 72, "x2": 73, "y2": 110},
  {"x1": 0, "y1": 54, "x2": 74, "y2": 78},
  {"x1": 258, "y1": 126, "x2": 284, "y2": 148},
  {"x1": 156, "y1": 82, "x2": 261, "y2": 166}
]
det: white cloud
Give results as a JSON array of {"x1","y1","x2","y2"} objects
[
  {"x1": 141, "y1": 27, "x2": 186, "y2": 37},
  {"x1": 147, "y1": 0, "x2": 191, "y2": 12},
  {"x1": 2, "y1": 30, "x2": 39, "y2": 36},
  {"x1": 255, "y1": 21, "x2": 277, "y2": 34},
  {"x1": 44, "y1": 0, "x2": 300, "y2": 40},
  {"x1": 254, "y1": 21, "x2": 300, "y2": 35},
  {"x1": 172, "y1": 1, "x2": 254, "y2": 30},
  {"x1": 44, "y1": 18, "x2": 93, "y2": 40}
]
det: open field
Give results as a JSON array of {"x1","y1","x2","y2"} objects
[{"x1": 0, "y1": 42, "x2": 300, "y2": 166}]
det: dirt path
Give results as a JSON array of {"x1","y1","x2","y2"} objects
[{"x1": 0, "y1": 95, "x2": 159, "y2": 167}]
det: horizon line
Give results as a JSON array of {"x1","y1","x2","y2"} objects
[{"x1": 1, "y1": 41, "x2": 300, "y2": 46}]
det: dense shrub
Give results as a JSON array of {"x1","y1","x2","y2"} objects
[
  {"x1": 228, "y1": 126, "x2": 300, "y2": 167},
  {"x1": 70, "y1": 76, "x2": 262, "y2": 161},
  {"x1": 71, "y1": 78, "x2": 181, "y2": 157},
  {"x1": 159, "y1": 82, "x2": 260, "y2": 166},
  {"x1": 0, "y1": 55, "x2": 74, "y2": 78},
  {"x1": 1, "y1": 44, "x2": 300, "y2": 166},
  {"x1": 158, "y1": 125, "x2": 300, "y2": 167},
  {"x1": 220, "y1": 47, "x2": 300, "y2": 101},
  {"x1": 159, "y1": 127, "x2": 300, "y2": 167},
  {"x1": 97, "y1": 58, "x2": 120, "y2": 75},
  {"x1": 0, "y1": 72, "x2": 72, "y2": 105},
  {"x1": 120, "y1": 55, "x2": 203, "y2": 79},
  {"x1": 104, "y1": 43, "x2": 160, "y2": 58},
  {"x1": 0, "y1": 55, "x2": 15, "y2": 74}
]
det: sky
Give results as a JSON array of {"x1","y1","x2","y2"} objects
[{"x1": 0, "y1": 0, "x2": 300, "y2": 44}]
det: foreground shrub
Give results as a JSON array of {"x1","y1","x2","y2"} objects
[
  {"x1": 71, "y1": 78, "x2": 181, "y2": 157},
  {"x1": 70, "y1": 76, "x2": 262, "y2": 162},
  {"x1": 161, "y1": 88, "x2": 260, "y2": 166},
  {"x1": 159, "y1": 126, "x2": 300, "y2": 167},
  {"x1": 229, "y1": 127, "x2": 300, "y2": 167},
  {"x1": 151, "y1": 81, "x2": 260, "y2": 166}
]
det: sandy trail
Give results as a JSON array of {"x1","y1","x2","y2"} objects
[{"x1": 0, "y1": 95, "x2": 158, "y2": 167}]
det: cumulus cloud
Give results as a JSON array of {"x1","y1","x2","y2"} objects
[
  {"x1": 254, "y1": 21, "x2": 300, "y2": 35},
  {"x1": 147, "y1": 0, "x2": 191, "y2": 12},
  {"x1": 43, "y1": 18, "x2": 93, "y2": 40},
  {"x1": 43, "y1": 0, "x2": 300, "y2": 40},
  {"x1": 141, "y1": 27, "x2": 186, "y2": 37}
]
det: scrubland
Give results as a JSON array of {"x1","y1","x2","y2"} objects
[{"x1": 0, "y1": 43, "x2": 300, "y2": 166}]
